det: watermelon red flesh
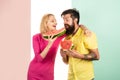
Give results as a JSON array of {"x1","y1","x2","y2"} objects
[
  {"x1": 60, "y1": 40, "x2": 73, "y2": 50},
  {"x1": 43, "y1": 28, "x2": 66, "y2": 39}
]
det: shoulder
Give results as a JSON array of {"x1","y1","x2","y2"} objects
[
  {"x1": 33, "y1": 33, "x2": 41, "y2": 40},
  {"x1": 84, "y1": 31, "x2": 97, "y2": 40}
]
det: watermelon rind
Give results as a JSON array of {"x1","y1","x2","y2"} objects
[
  {"x1": 52, "y1": 30, "x2": 66, "y2": 39},
  {"x1": 43, "y1": 36, "x2": 49, "y2": 39},
  {"x1": 70, "y1": 45, "x2": 75, "y2": 50},
  {"x1": 43, "y1": 29, "x2": 66, "y2": 39}
]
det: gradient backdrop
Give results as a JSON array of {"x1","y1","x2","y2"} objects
[
  {"x1": 72, "y1": 0, "x2": 120, "y2": 80},
  {"x1": 0, "y1": 0, "x2": 120, "y2": 80}
]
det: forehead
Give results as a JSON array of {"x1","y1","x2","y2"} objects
[
  {"x1": 62, "y1": 14, "x2": 71, "y2": 19},
  {"x1": 49, "y1": 15, "x2": 55, "y2": 19}
]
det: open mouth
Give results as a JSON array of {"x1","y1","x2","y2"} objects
[{"x1": 53, "y1": 26, "x2": 56, "y2": 28}]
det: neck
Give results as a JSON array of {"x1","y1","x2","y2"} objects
[{"x1": 73, "y1": 24, "x2": 79, "y2": 35}]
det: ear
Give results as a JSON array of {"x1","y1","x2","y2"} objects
[{"x1": 74, "y1": 18, "x2": 78, "y2": 23}]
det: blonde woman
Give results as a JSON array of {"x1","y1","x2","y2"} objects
[{"x1": 27, "y1": 14, "x2": 65, "y2": 80}]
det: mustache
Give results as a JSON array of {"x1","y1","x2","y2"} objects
[{"x1": 64, "y1": 24, "x2": 70, "y2": 29}]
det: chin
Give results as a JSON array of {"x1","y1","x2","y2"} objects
[{"x1": 52, "y1": 28, "x2": 56, "y2": 31}]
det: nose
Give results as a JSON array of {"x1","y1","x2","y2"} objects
[
  {"x1": 64, "y1": 21, "x2": 66, "y2": 25},
  {"x1": 63, "y1": 20, "x2": 67, "y2": 24},
  {"x1": 55, "y1": 22, "x2": 57, "y2": 25}
]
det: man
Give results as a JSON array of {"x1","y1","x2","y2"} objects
[{"x1": 60, "y1": 8, "x2": 100, "y2": 80}]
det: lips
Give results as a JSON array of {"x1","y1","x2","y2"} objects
[
  {"x1": 53, "y1": 25, "x2": 56, "y2": 28},
  {"x1": 54, "y1": 26, "x2": 56, "y2": 28}
]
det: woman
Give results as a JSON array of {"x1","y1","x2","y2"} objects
[{"x1": 27, "y1": 14, "x2": 65, "y2": 80}]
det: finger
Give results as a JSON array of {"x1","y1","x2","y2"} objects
[
  {"x1": 68, "y1": 49, "x2": 72, "y2": 53},
  {"x1": 48, "y1": 35, "x2": 51, "y2": 39}
]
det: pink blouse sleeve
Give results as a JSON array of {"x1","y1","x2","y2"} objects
[{"x1": 33, "y1": 35, "x2": 43, "y2": 62}]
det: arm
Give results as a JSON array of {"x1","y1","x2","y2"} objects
[
  {"x1": 67, "y1": 48, "x2": 100, "y2": 60},
  {"x1": 83, "y1": 32, "x2": 100, "y2": 60},
  {"x1": 40, "y1": 35, "x2": 57, "y2": 58},
  {"x1": 67, "y1": 32, "x2": 100, "y2": 60},
  {"x1": 33, "y1": 34, "x2": 55, "y2": 62},
  {"x1": 84, "y1": 48, "x2": 100, "y2": 60},
  {"x1": 40, "y1": 40, "x2": 54, "y2": 58}
]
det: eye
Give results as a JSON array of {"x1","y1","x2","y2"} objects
[
  {"x1": 65, "y1": 19, "x2": 69, "y2": 22},
  {"x1": 50, "y1": 20, "x2": 54, "y2": 22},
  {"x1": 66, "y1": 19, "x2": 69, "y2": 21}
]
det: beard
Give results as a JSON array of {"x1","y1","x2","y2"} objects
[{"x1": 64, "y1": 23, "x2": 75, "y2": 36}]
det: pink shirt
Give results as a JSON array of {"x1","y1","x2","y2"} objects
[{"x1": 27, "y1": 33, "x2": 65, "y2": 80}]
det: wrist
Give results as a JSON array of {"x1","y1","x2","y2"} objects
[
  {"x1": 80, "y1": 54, "x2": 85, "y2": 59},
  {"x1": 83, "y1": 53, "x2": 97, "y2": 60}
]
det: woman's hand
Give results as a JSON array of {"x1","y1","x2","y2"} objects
[
  {"x1": 40, "y1": 34, "x2": 57, "y2": 59},
  {"x1": 48, "y1": 35, "x2": 57, "y2": 45},
  {"x1": 80, "y1": 24, "x2": 92, "y2": 36}
]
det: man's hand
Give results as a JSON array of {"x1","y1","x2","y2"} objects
[
  {"x1": 67, "y1": 50, "x2": 84, "y2": 59},
  {"x1": 60, "y1": 49, "x2": 69, "y2": 64}
]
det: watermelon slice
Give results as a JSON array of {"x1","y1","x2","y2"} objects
[
  {"x1": 60, "y1": 40, "x2": 74, "y2": 50},
  {"x1": 43, "y1": 28, "x2": 66, "y2": 39}
]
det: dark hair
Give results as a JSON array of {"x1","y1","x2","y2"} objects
[{"x1": 61, "y1": 8, "x2": 80, "y2": 24}]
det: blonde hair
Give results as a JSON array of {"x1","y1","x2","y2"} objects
[{"x1": 40, "y1": 14, "x2": 54, "y2": 34}]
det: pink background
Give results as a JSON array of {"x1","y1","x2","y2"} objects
[{"x1": 0, "y1": 0, "x2": 30, "y2": 80}]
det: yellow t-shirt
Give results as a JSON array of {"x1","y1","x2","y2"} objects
[{"x1": 65, "y1": 28, "x2": 98, "y2": 80}]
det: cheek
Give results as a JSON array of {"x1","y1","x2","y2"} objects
[
  {"x1": 47, "y1": 22, "x2": 52, "y2": 27},
  {"x1": 46, "y1": 22, "x2": 50, "y2": 27},
  {"x1": 67, "y1": 20, "x2": 73, "y2": 25},
  {"x1": 66, "y1": 22, "x2": 72, "y2": 26}
]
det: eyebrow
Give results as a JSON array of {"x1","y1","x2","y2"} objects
[{"x1": 63, "y1": 17, "x2": 70, "y2": 20}]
